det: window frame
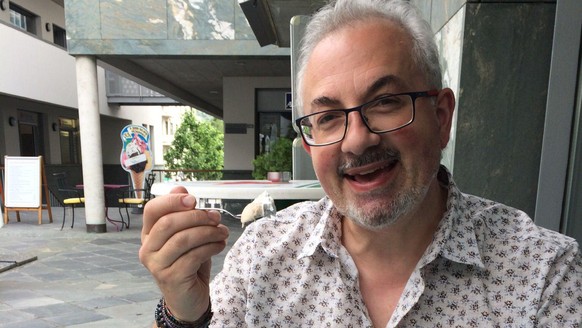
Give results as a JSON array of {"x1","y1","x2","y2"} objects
[{"x1": 9, "y1": 3, "x2": 38, "y2": 35}]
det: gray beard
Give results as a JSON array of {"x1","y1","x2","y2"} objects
[
  {"x1": 338, "y1": 182, "x2": 430, "y2": 231},
  {"x1": 332, "y1": 146, "x2": 440, "y2": 231}
]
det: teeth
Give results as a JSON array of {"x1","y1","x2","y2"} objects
[
  {"x1": 342, "y1": 159, "x2": 397, "y2": 177},
  {"x1": 359, "y1": 168, "x2": 378, "y2": 175},
  {"x1": 358, "y1": 162, "x2": 392, "y2": 176}
]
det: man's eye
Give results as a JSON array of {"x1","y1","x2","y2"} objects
[
  {"x1": 375, "y1": 96, "x2": 401, "y2": 107},
  {"x1": 368, "y1": 96, "x2": 406, "y2": 114},
  {"x1": 316, "y1": 112, "x2": 343, "y2": 125}
]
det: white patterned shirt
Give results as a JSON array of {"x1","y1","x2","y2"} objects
[{"x1": 210, "y1": 168, "x2": 582, "y2": 327}]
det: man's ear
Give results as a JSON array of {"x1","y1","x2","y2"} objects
[{"x1": 435, "y1": 88, "x2": 455, "y2": 149}]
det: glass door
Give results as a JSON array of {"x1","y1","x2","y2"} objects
[
  {"x1": 255, "y1": 89, "x2": 295, "y2": 157},
  {"x1": 58, "y1": 118, "x2": 82, "y2": 164},
  {"x1": 18, "y1": 111, "x2": 43, "y2": 157}
]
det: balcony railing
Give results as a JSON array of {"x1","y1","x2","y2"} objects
[{"x1": 105, "y1": 71, "x2": 178, "y2": 105}]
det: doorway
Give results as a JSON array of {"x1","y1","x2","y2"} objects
[
  {"x1": 18, "y1": 111, "x2": 43, "y2": 157},
  {"x1": 255, "y1": 89, "x2": 295, "y2": 156}
]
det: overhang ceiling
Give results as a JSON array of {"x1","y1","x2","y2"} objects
[
  {"x1": 90, "y1": 0, "x2": 326, "y2": 119},
  {"x1": 242, "y1": 0, "x2": 327, "y2": 47},
  {"x1": 97, "y1": 55, "x2": 292, "y2": 119}
]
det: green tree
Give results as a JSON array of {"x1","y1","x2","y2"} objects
[{"x1": 164, "y1": 110, "x2": 224, "y2": 180}]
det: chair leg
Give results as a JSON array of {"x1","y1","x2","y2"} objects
[
  {"x1": 71, "y1": 206, "x2": 75, "y2": 229},
  {"x1": 60, "y1": 206, "x2": 66, "y2": 231},
  {"x1": 124, "y1": 205, "x2": 131, "y2": 229},
  {"x1": 118, "y1": 206, "x2": 125, "y2": 230}
]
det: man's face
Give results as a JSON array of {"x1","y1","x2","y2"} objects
[{"x1": 301, "y1": 20, "x2": 453, "y2": 229}]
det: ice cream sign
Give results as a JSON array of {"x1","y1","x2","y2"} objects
[{"x1": 120, "y1": 125, "x2": 153, "y2": 198}]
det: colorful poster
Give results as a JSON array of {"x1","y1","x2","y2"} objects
[{"x1": 120, "y1": 125, "x2": 153, "y2": 198}]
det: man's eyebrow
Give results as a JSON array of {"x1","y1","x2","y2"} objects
[
  {"x1": 311, "y1": 96, "x2": 341, "y2": 108},
  {"x1": 309, "y1": 75, "x2": 404, "y2": 109},
  {"x1": 365, "y1": 75, "x2": 402, "y2": 98}
]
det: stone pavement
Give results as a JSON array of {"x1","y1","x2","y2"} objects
[{"x1": 0, "y1": 207, "x2": 245, "y2": 327}]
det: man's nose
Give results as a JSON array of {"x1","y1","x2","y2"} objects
[{"x1": 340, "y1": 111, "x2": 380, "y2": 155}]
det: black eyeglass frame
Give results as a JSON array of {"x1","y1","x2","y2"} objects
[{"x1": 295, "y1": 89, "x2": 440, "y2": 147}]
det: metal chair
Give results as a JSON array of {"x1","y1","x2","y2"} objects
[
  {"x1": 48, "y1": 172, "x2": 85, "y2": 230},
  {"x1": 117, "y1": 172, "x2": 155, "y2": 229}
]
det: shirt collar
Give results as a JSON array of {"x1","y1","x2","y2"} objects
[
  {"x1": 299, "y1": 166, "x2": 486, "y2": 269},
  {"x1": 419, "y1": 166, "x2": 486, "y2": 269},
  {"x1": 299, "y1": 197, "x2": 342, "y2": 259}
]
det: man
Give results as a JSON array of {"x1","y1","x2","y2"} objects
[{"x1": 140, "y1": 0, "x2": 582, "y2": 327}]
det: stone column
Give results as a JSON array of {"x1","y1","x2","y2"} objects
[{"x1": 75, "y1": 56, "x2": 106, "y2": 233}]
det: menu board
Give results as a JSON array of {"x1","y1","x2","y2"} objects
[{"x1": 4, "y1": 156, "x2": 41, "y2": 208}]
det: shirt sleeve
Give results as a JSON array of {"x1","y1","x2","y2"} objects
[
  {"x1": 209, "y1": 223, "x2": 258, "y2": 328},
  {"x1": 536, "y1": 241, "x2": 582, "y2": 326}
]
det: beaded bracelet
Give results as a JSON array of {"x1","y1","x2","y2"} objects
[{"x1": 155, "y1": 297, "x2": 213, "y2": 328}]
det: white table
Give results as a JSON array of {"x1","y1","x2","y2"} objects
[{"x1": 151, "y1": 180, "x2": 325, "y2": 201}]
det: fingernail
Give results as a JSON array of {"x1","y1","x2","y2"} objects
[
  {"x1": 181, "y1": 195, "x2": 196, "y2": 208},
  {"x1": 208, "y1": 211, "x2": 221, "y2": 222}
]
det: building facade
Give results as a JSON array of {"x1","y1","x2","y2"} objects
[
  {"x1": 0, "y1": 0, "x2": 203, "y2": 231},
  {"x1": 1, "y1": 0, "x2": 294, "y2": 232},
  {"x1": 0, "y1": 0, "x2": 185, "y2": 169},
  {"x1": 2, "y1": 0, "x2": 580, "y2": 240},
  {"x1": 411, "y1": 0, "x2": 581, "y2": 242}
]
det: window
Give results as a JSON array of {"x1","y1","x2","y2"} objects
[
  {"x1": 163, "y1": 116, "x2": 171, "y2": 136},
  {"x1": 9, "y1": 3, "x2": 37, "y2": 35},
  {"x1": 58, "y1": 118, "x2": 82, "y2": 164},
  {"x1": 53, "y1": 24, "x2": 67, "y2": 49},
  {"x1": 256, "y1": 89, "x2": 296, "y2": 156},
  {"x1": 162, "y1": 116, "x2": 176, "y2": 136}
]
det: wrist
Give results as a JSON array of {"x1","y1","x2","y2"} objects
[
  {"x1": 165, "y1": 295, "x2": 210, "y2": 322},
  {"x1": 155, "y1": 297, "x2": 213, "y2": 328}
]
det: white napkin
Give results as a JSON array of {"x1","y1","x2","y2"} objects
[{"x1": 240, "y1": 191, "x2": 276, "y2": 227}]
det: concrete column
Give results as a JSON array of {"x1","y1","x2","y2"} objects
[{"x1": 75, "y1": 56, "x2": 106, "y2": 233}]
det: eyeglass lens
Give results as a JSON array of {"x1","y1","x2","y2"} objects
[{"x1": 299, "y1": 94, "x2": 414, "y2": 146}]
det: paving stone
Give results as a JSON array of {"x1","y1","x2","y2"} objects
[
  {"x1": 0, "y1": 208, "x2": 245, "y2": 327},
  {"x1": 2, "y1": 319, "x2": 57, "y2": 328},
  {"x1": 23, "y1": 302, "x2": 87, "y2": 318},
  {"x1": 43, "y1": 310, "x2": 110, "y2": 326},
  {"x1": 0, "y1": 308, "x2": 36, "y2": 324},
  {"x1": 121, "y1": 291, "x2": 160, "y2": 303},
  {"x1": 5, "y1": 295, "x2": 64, "y2": 309},
  {"x1": 73, "y1": 296, "x2": 132, "y2": 310}
]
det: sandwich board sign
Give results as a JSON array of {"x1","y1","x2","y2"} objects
[{"x1": 3, "y1": 156, "x2": 52, "y2": 225}]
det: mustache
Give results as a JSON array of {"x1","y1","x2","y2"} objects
[{"x1": 337, "y1": 147, "x2": 400, "y2": 175}]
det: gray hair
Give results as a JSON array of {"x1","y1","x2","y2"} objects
[{"x1": 295, "y1": 0, "x2": 442, "y2": 116}]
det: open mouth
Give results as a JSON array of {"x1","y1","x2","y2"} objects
[{"x1": 343, "y1": 159, "x2": 398, "y2": 184}]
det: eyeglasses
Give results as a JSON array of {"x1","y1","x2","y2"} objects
[{"x1": 295, "y1": 90, "x2": 439, "y2": 146}]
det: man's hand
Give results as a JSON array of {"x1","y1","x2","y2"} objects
[{"x1": 139, "y1": 186, "x2": 229, "y2": 322}]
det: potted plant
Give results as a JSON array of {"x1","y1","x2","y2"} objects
[{"x1": 252, "y1": 137, "x2": 293, "y2": 181}]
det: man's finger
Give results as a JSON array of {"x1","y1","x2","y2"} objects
[
  {"x1": 168, "y1": 186, "x2": 188, "y2": 194},
  {"x1": 144, "y1": 209, "x2": 222, "y2": 251},
  {"x1": 144, "y1": 224, "x2": 229, "y2": 274},
  {"x1": 142, "y1": 187, "x2": 197, "y2": 239}
]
